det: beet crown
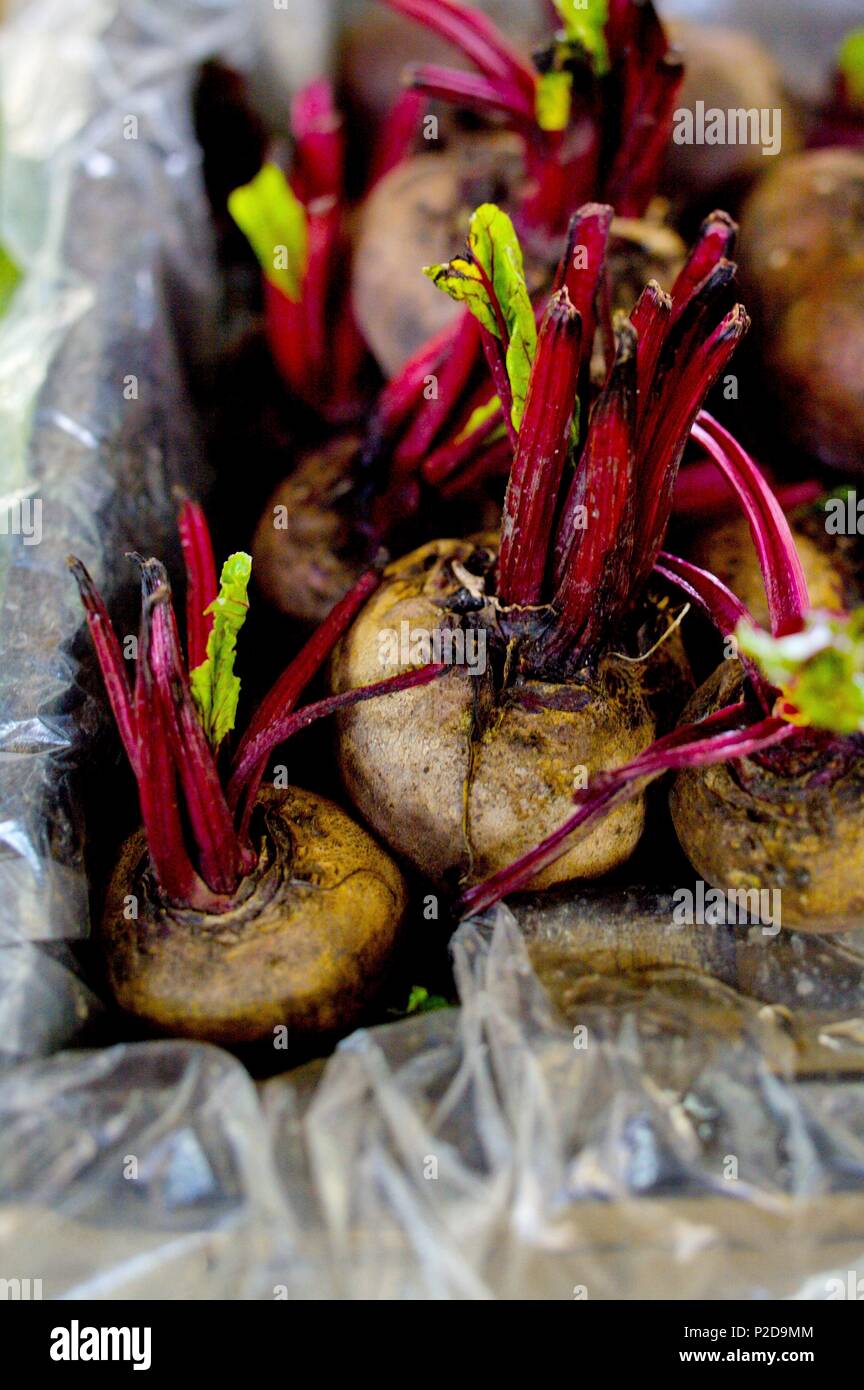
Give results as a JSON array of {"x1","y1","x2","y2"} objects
[
  {"x1": 71, "y1": 498, "x2": 441, "y2": 912},
  {"x1": 427, "y1": 201, "x2": 747, "y2": 677},
  {"x1": 380, "y1": 0, "x2": 683, "y2": 234},
  {"x1": 459, "y1": 414, "x2": 864, "y2": 918}
]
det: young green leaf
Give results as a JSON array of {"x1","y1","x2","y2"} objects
[
  {"x1": 454, "y1": 394, "x2": 506, "y2": 445},
  {"x1": 552, "y1": 0, "x2": 610, "y2": 77},
  {"x1": 0, "y1": 243, "x2": 21, "y2": 317},
  {"x1": 838, "y1": 27, "x2": 864, "y2": 105},
  {"x1": 536, "y1": 70, "x2": 574, "y2": 132},
  {"x1": 405, "y1": 985, "x2": 449, "y2": 1015},
  {"x1": 737, "y1": 609, "x2": 864, "y2": 735},
  {"x1": 228, "y1": 164, "x2": 308, "y2": 301},
  {"x1": 424, "y1": 204, "x2": 537, "y2": 428},
  {"x1": 191, "y1": 552, "x2": 252, "y2": 750}
]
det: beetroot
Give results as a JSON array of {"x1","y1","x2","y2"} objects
[
  {"x1": 738, "y1": 147, "x2": 864, "y2": 469},
  {"x1": 353, "y1": 0, "x2": 685, "y2": 373},
  {"x1": 332, "y1": 202, "x2": 746, "y2": 891},
  {"x1": 251, "y1": 309, "x2": 508, "y2": 625},
  {"x1": 459, "y1": 416, "x2": 864, "y2": 933},
  {"x1": 72, "y1": 499, "x2": 444, "y2": 1043},
  {"x1": 228, "y1": 77, "x2": 423, "y2": 423}
]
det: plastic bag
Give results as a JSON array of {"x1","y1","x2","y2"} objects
[{"x1": 0, "y1": 0, "x2": 251, "y2": 1062}]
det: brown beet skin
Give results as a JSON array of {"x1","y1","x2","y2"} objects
[
  {"x1": 671, "y1": 662, "x2": 864, "y2": 932},
  {"x1": 102, "y1": 786, "x2": 407, "y2": 1044},
  {"x1": 739, "y1": 148, "x2": 864, "y2": 468},
  {"x1": 331, "y1": 538, "x2": 658, "y2": 891},
  {"x1": 252, "y1": 436, "x2": 367, "y2": 627}
]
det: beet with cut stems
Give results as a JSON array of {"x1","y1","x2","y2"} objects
[
  {"x1": 250, "y1": 307, "x2": 510, "y2": 626},
  {"x1": 332, "y1": 202, "x2": 747, "y2": 890},
  {"x1": 252, "y1": 435, "x2": 367, "y2": 627},
  {"x1": 670, "y1": 662, "x2": 864, "y2": 933},
  {"x1": 333, "y1": 536, "x2": 654, "y2": 888},
  {"x1": 738, "y1": 147, "x2": 864, "y2": 469},
  {"x1": 71, "y1": 499, "x2": 444, "y2": 1044},
  {"x1": 353, "y1": 0, "x2": 685, "y2": 374},
  {"x1": 102, "y1": 785, "x2": 407, "y2": 1045},
  {"x1": 457, "y1": 415, "x2": 864, "y2": 933}
]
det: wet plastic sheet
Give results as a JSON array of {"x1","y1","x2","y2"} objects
[
  {"x1": 3, "y1": 909, "x2": 864, "y2": 1299},
  {"x1": 0, "y1": 0, "x2": 863, "y2": 1302}
]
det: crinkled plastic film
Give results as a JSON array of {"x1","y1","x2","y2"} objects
[
  {"x1": 0, "y1": 0, "x2": 863, "y2": 1301},
  {"x1": 0, "y1": 0, "x2": 249, "y2": 1054}
]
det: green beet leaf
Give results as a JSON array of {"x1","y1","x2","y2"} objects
[
  {"x1": 0, "y1": 243, "x2": 21, "y2": 317},
  {"x1": 191, "y1": 552, "x2": 252, "y2": 749},
  {"x1": 424, "y1": 204, "x2": 537, "y2": 430},
  {"x1": 839, "y1": 28, "x2": 864, "y2": 105},
  {"x1": 552, "y1": 0, "x2": 610, "y2": 77},
  {"x1": 535, "y1": 70, "x2": 574, "y2": 132},
  {"x1": 737, "y1": 609, "x2": 864, "y2": 735},
  {"x1": 228, "y1": 164, "x2": 308, "y2": 301}
]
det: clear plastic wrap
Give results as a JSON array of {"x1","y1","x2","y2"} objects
[
  {"x1": 0, "y1": 0, "x2": 863, "y2": 1302},
  {"x1": 3, "y1": 909, "x2": 864, "y2": 1299},
  {"x1": 0, "y1": 0, "x2": 251, "y2": 1054}
]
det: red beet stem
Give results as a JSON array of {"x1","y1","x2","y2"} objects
[
  {"x1": 144, "y1": 563, "x2": 253, "y2": 894},
  {"x1": 671, "y1": 461, "x2": 821, "y2": 519},
  {"x1": 420, "y1": 380, "x2": 502, "y2": 485},
  {"x1": 606, "y1": 55, "x2": 684, "y2": 217},
  {"x1": 370, "y1": 88, "x2": 424, "y2": 186},
  {"x1": 132, "y1": 589, "x2": 215, "y2": 908},
  {"x1": 553, "y1": 204, "x2": 614, "y2": 376},
  {"x1": 301, "y1": 198, "x2": 341, "y2": 394},
  {"x1": 521, "y1": 132, "x2": 601, "y2": 238},
  {"x1": 602, "y1": 1, "x2": 683, "y2": 216},
  {"x1": 290, "y1": 79, "x2": 344, "y2": 203},
  {"x1": 457, "y1": 705, "x2": 793, "y2": 917},
  {"x1": 654, "y1": 551, "x2": 753, "y2": 638},
  {"x1": 265, "y1": 279, "x2": 311, "y2": 402},
  {"x1": 229, "y1": 663, "x2": 447, "y2": 833},
  {"x1": 629, "y1": 280, "x2": 671, "y2": 427},
  {"x1": 232, "y1": 568, "x2": 382, "y2": 782},
  {"x1": 632, "y1": 304, "x2": 750, "y2": 586},
  {"x1": 654, "y1": 550, "x2": 772, "y2": 711},
  {"x1": 438, "y1": 434, "x2": 512, "y2": 497},
  {"x1": 669, "y1": 211, "x2": 738, "y2": 324},
  {"x1": 375, "y1": 318, "x2": 462, "y2": 435},
  {"x1": 497, "y1": 289, "x2": 582, "y2": 607},
  {"x1": 403, "y1": 64, "x2": 535, "y2": 126},
  {"x1": 176, "y1": 493, "x2": 218, "y2": 672},
  {"x1": 548, "y1": 322, "x2": 638, "y2": 656},
  {"x1": 68, "y1": 557, "x2": 139, "y2": 776},
  {"x1": 381, "y1": 0, "x2": 535, "y2": 101},
  {"x1": 393, "y1": 311, "x2": 483, "y2": 474},
  {"x1": 692, "y1": 412, "x2": 810, "y2": 638}
]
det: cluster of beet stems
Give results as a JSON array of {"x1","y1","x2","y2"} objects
[
  {"x1": 70, "y1": 499, "x2": 443, "y2": 915},
  {"x1": 405, "y1": 198, "x2": 830, "y2": 917},
  {"x1": 381, "y1": 0, "x2": 683, "y2": 234}
]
